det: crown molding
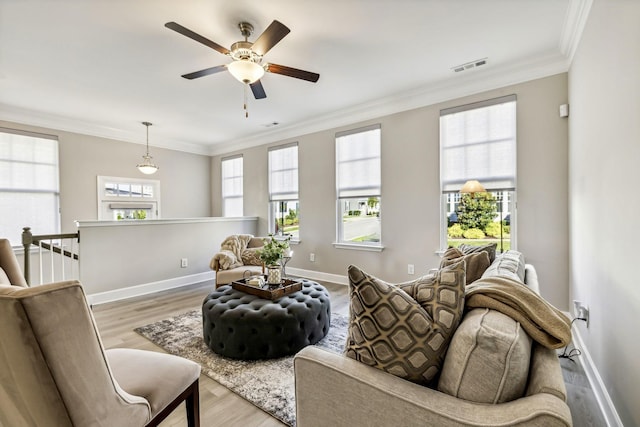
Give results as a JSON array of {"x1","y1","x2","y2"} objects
[
  {"x1": 559, "y1": 0, "x2": 594, "y2": 62},
  {"x1": 209, "y1": 52, "x2": 570, "y2": 156},
  {"x1": 0, "y1": 104, "x2": 212, "y2": 156},
  {"x1": 1, "y1": 50, "x2": 570, "y2": 159}
]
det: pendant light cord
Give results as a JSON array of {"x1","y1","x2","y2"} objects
[{"x1": 142, "y1": 121, "x2": 152, "y2": 156}]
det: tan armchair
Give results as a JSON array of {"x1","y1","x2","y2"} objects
[
  {"x1": 210, "y1": 235, "x2": 265, "y2": 287},
  {"x1": 0, "y1": 238, "x2": 201, "y2": 426},
  {"x1": 0, "y1": 238, "x2": 27, "y2": 287}
]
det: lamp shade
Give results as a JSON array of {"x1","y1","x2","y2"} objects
[
  {"x1": 228, "y1": 60, "x2": 265, "y2": 84},
  {"x1": 460, "y1": 180, "x2": 486, "y2": 194}
]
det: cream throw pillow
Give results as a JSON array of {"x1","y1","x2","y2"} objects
[
  {"x1": 458, "y1": 243, "x2": 497, "y2": 263},
  {"x1": 440, "y1": 247, "x2": 491, "y2": 285},
  {"x1": 438, "y1": 308, "x2": 532, "y2": 403},
  {"x1": 345, "y1": 262, "x2": 466, "y2": 386},
  {"x1": 241, "y1": 247, "x2": 263, "y2": 266}
]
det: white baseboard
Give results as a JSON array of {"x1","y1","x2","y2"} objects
[
  {"x1": 572, "y1": 327, "x2": 623, "y2": 427},
  {"x1": 87, "y1": 271, "x2": 215, "y2": 306},
  {"x1": 287, "y1": 267, "x2": 348, "y2": 286},
  {"x1": 87, "y1": 268, "x2": 342, "y2": 306}
]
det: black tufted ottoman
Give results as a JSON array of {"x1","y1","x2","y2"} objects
[{"x1": 202, "y1": 279, "x2": 331, "y2": 360}]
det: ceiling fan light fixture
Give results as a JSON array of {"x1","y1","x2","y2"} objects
[
  {"x1": 136, "y1": 121, "x2": 158, "y2": 175},
  {"x1": 228, "y1": 60, "x2": 264, "y2": 84}
]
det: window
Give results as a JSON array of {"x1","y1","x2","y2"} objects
[
  {"x1": 335, "y1": 124, "x2": 382, "y2": 247},
  {"x1": 97, "y1": 176, "x2": 160, "y2": 220},
  {"x1": 221, "y1": 155, "x2": 243, "y2": 217},
  {"x1": 440, "y1": 95, "x2": 516, "y2": 252},
  {"x1": 0, "y1": 128, "x2": 60, "y2": 246},
  {"x1": 268, "y1": 143, "x2": 299, "y2": 239}
]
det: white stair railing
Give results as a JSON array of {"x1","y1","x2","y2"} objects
[{"x1": 21, "y1": 227, "x2": 80, "y2": 286}]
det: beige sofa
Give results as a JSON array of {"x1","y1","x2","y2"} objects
[{"x1": 294, "y1": 251, "x2": 572, "y2": 427}]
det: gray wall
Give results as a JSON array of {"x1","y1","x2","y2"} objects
[
  {"x1": 212, "y1": 73, "x2": 570, "y2": 309},
  {"x1": 78, "y1": 218, "x2": 257, "y2": 296},
  {"x1": 0, "y1": 120, "x2": 212, "y2": 234},
  {"x1": 568, "y1": 0, "x2": 640, "y2": 425}
]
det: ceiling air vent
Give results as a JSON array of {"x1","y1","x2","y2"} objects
[{"x1": 452, "y1": 58, "x2": 488, "y2": 73}]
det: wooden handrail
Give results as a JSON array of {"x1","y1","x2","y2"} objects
[{"x1": 22, "y1": 227, "x2": 80, "y2": 285}]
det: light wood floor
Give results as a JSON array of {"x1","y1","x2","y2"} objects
[
  {"x1": 93, "y1": 280, "x2": 603, "y2": 427},
  {"x1": 92, "y1": 280, "x2": 349, "y2": 427}
]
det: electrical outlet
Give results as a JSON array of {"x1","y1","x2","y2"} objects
[
  {"x1": 309, "y1": 253, "x2": 315, "y2": 262},
  {"x1": 181, "y1": 258, "x2": 188, "y2": 268},
  {"x1": 572, "y1": 300, "x2": 589, "y2": 327},
  {"x1": 408, "y1": 264, "x2": 415, "y2": 274}
]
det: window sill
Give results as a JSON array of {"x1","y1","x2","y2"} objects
[
  {"x1": 332, "y1": 242, "x2": 385, "y2": 252},
  {"x1": 272, "y1": 236, "x2": 300, "y2": 245}
]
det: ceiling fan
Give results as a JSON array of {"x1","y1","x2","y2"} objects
[{"x1": 164, "y1": 20, "x2": 320, "y2": 101}]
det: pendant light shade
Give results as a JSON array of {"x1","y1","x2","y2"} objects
[{"x1": 137, "y1": 121, "x2": 158, "y2": 175}]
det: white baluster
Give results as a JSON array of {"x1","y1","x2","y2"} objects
[
  {"x1": 38, "y1": 242, "x2": 43, "y2": 285},
  {"x1": 61, "y1": 243, "x2": 66, "y2": 281},
  {"x1": 49, "y1": 239, "x2": 54, "y2": 283}
]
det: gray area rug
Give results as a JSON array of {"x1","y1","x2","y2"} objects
[{"x1": 134, "y1": 310, "x2": 348, "y2": 427}]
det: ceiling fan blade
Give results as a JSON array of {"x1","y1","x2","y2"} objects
[
  {"x1": 165, "y1": 22, "x2": 230, "y2": 56},
  {"x1": 181, "y1": 65, "x2": 227, "y2": 80},
  {"x1": 250, "y1": 80, "x2": 267, "y2": 99},
  {"x1": 251, "y1": 20, "x2": 290, "y2": 56},
  {"x1": 265, "y1": 63, "x2": 320, "y2": 83}
]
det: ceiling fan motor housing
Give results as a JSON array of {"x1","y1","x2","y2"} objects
[{"x1": 230, "y1": 41, "x2": 263, "y2": 63}]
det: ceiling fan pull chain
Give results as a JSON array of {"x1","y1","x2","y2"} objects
[{"x1": 244, "y1": 84, "x2": 249, "y2": 118}]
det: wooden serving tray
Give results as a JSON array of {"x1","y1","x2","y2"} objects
[{"x1": 232, "y1": 276, "x2": 302, "y2": 300}]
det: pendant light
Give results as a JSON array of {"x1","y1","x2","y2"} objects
[{"x1": 136, "y1": 121, "x2": 158, "y2": 175}]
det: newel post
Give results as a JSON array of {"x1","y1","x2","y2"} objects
[{"x1": 21, "y1": 227, "x2": 32, "y2": 285}]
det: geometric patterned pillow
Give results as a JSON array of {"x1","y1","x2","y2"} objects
[{"x1": 345, "y1": 261, "x2": 466, "y2": 386}]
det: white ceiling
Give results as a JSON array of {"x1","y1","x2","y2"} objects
[{"x1": 0, "y1": 0, "x2": 587, "y2": 156}]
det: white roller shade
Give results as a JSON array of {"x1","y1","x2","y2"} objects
[
  {"x1": 0, "y1": 128, "x2": 60, "y2": 245},
  {"x1": 440, "y1": 95, "x2": 516, "y2": 192},
  {"x1": 269, "y1": 143, "x2": 298, "y2": 201},
  {"x1": 336, "y1": 124, "x2": 381, "y2": 198},
  {"x1": 221, "y1": 155, "x2": 243, "y2": 217}
]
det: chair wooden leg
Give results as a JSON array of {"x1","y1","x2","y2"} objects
[
  {"x1": 145, "y1": 379, "x2": 200, "y2": 427},
  {"x1": 186, "y1": 379, "x2": 200, "y2": 427}
]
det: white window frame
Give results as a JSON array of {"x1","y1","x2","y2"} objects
[
  {"x1": 221, "y1": 155, "x2": 244, "y2": 217},
  {"x1": 268, "y1": 143, "x2": 299, "y2": 240},
  {"x1": 439, "y1": 95, "x2": 517, "y2": 252},
  {"x1": 334, "y1": 124, "x2": 383, "y2": 251},
  {"x1": 97, "y1": 176, "x2": 160, "y2": 220},
  {"x1": 0, "y1": 128, "x2": 60, "y2": 246}
]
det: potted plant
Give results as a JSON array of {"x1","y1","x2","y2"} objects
[{"x1": 258, "y1": 234, "x2": 291, "y2": 284}]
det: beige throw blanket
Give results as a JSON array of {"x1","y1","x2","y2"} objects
[
  {"x1": 211, "y1": 234, "x2": 255, "y2": 271},
  {"x1": 465, "y1": 276, "x2": 572, "y2": 349}
]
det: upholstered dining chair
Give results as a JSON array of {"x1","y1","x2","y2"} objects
[{"x1": 0, "y1": 238, "x2": 201, "y2": 426}]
